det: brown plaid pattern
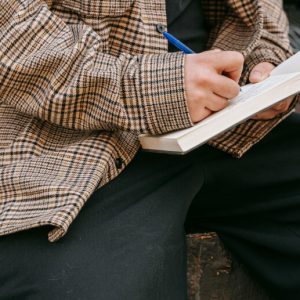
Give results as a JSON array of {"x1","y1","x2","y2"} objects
[{"x1": 0, "y1": 0, "x2": 295, "y2": 241}]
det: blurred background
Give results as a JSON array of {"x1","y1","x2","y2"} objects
[{"x1": 285, "y1": 0, "x2": 300, "y2": 52}]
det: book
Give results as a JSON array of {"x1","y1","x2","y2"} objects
[{"x1": 138, "y1": 52, "x2": 300, "y2": 154}]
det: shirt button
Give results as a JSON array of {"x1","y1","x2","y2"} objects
[
  {"x1": 156, "y1": 24, "x2": 166, "y2": 33},
  {"x1": 115, "y1": 157, "x2": 125, "y2": 169}
]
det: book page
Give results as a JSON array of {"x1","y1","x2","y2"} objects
[
  {"x1": 271, "y1": 51, "x2": 300, "y2": 76},
  {"x1": 163, "y1": 72, "x2": 300, "y2": 140},
  {"x1": 231, "y1": 74, "x2": 292, "y2": 106}
]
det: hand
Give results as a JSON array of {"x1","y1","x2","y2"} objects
[
  {"x1": 250, "y1": 62, "x2": 294, "y2": 120},
  {"x1": 185, "y1": 50, "x2": 244, "y2": 123}
]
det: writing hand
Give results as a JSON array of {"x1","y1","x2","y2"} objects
[{"x1": 185, "y1": 50, "x2": 244, "y2": 123}]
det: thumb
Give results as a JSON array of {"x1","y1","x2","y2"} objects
[{"x1": 249, "y1": 62, "x2": 275, "y2": 83}]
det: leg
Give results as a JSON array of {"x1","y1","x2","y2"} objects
[
  {"x1": 186, "y1": 113, "x2": 300, "y2": 299},
  {"x1": 0, "y1": 149, "x2": 205, "y2": 300}
]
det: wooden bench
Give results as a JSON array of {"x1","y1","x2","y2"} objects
[{"x1": 186, "y1": 233, "x2": 270, "y2": 300}]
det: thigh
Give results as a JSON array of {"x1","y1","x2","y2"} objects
[
  {"x1": 187, "y1": 113, "x2": 300, "y2": 221},
  {"x1": 0, "y1": 149, "x2": 206, "y2": 300}
]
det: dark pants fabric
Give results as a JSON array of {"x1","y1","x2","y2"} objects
[{"x1": 1, "y1": 113, "x2": 300, "y2": 300}]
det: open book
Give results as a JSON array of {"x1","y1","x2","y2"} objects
[{"x1": 139, "y1": 52, "x2": 300, "y2": 154}]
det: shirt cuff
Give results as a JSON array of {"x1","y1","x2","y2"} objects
[{"x1": 139, "y1": 52, "x2": 194, "y2": 135}]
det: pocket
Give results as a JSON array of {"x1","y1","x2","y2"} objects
[{"x1": 61, "y1": 0, "x2": 134, "y2": 18}]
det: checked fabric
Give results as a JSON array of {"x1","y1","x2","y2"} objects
[{"x1": 0, "y1": 0, "x2": 295, "y2": 241}]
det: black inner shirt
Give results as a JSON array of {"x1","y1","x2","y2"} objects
[{"x1": 166, "y1": 0, "x2": 209, "y2": 53}]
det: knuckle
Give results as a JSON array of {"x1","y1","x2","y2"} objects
[
  {"x1": 197, "y1": 71, "x2": 212, "y2": 86},
  {"x1": 218, "y1": 99, "x2": 229, "y2": 110},
  {"x1": 193, "y1": 108, "x2": 211, "y2": 123},
  {"x1": 211, "y1": 98, "x2": 228, "y2": 111},
  {"x1": 228, "y1": 83, "x2": 240, "y2": 98},
  {"x1": 195, "y1": 90, "x2": 207, "y2": 101},
  {"x1": 227, "y1": 51, "x2": 244, "y2": 64}
]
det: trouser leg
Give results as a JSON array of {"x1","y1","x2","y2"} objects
[
  {"x1": 2, "y1": 113, "x2": 300, "y2": 300},
  {"x1": 0, "y1": 149, "x2": 205, "y2": 300},
  {"x1": 186, "y1": 113, "x2": 300, "y2": 300}
]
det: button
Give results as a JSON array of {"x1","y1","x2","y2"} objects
[
  {"x1": 115, "y1": 157, "x2": 125, "y2": 169},
  {"x1": 156, "y1": 24, "x2": 166, "y2": 33}
]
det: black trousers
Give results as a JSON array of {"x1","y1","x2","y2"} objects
[{"x1": 1, "y1": 114, "x2": 300, "y2": 300}]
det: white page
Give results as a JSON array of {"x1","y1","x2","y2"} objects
[
  {"x1": 162, "y1": 73, "x2": 298, "y2": 140},
  {"x1": 271, "y1": 51, "x2": 300, "y2": 76}
]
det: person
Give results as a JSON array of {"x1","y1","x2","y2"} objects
[{"x1": 0, "y1": 0, "x2": 299, "y2": 299}]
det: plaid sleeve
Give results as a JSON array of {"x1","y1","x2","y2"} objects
[
  {"x1": 0, "y1": 0, "x2": 193, "y2": 134},
  {"x1": 244, "y1": 0, "x2": 293, "y2": 78}
]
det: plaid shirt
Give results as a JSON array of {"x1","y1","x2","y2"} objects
[{"x1": 0, "y1": 0, "x2": 295, "y2": 241}]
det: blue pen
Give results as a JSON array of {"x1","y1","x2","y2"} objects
[{"x1": 162, "y1": 31, "x2": 195, "y2": 54}]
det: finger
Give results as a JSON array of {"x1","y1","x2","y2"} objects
[
  {"x1": 252, "y1": 108, "x2": 280, "y2": 120},
  {"x1": 252, "y1": 96, "x2": 294, "y2": 120},
  {"x1": 205, "y1": 93, "x2": 229, "y2": 112},
  {"x1": 213, "y1": 51, "x2": 244, "y2": 82},
  {"x1": 249, "y1": 62, "x2": 275, "y2": 83},
  {"x1": 203, "y1": 49, "x2": 222, "y2": 54},
  {"x1": 272, "y1": 101, "x2": 289, "y2": 112},
  {"x1": 272, "y1": 96, "x2": 294, "y2": 112},
  {"x1": 193, "y1": 107, "x2": 213, "y2": 123},
  {"x1": 212, "y1": 75, "x2": 241, "y2": 99},
  {"x1": 211, "y1": 48, "x2": 222, "y2": 53}
]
